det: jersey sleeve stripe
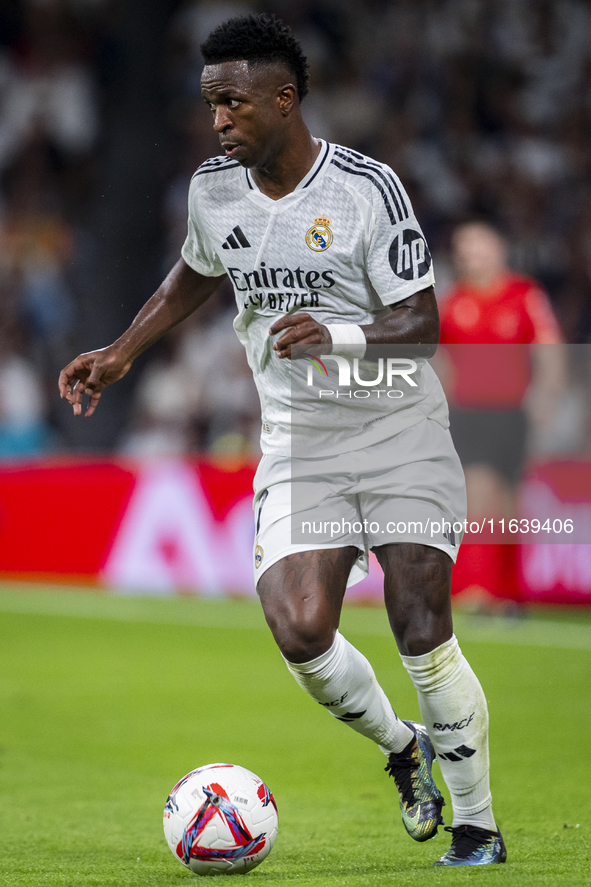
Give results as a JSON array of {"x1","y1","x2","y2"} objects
[
  {"x1": 335, "y1": 151, "x2": 408, "y2": 225},
  {"x1": 331, "y1": 158, "x2": 395, "y2": 223},
  {"x1": 335, "y1": 147, "x2": 410, "y2": 221},
  {"x1": 192, "y1": 161, "x2": 241, "y2": 178},
  {"x1": 331, "y1": 157, "x2": 404, "y2": 225},
  {"x1": 193, "y1": 156, "x2": 234, "y2": 173},
  {"x1": 199, "y1": 156, "x2": 229, "y2": 167}
]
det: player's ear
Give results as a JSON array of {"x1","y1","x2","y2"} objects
[{"x1": 277, "y1": 83, "x2": 297, "y2": 116}]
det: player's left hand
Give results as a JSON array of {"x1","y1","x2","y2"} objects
[{"x1": 269, "y1": 313, "x2": 331, "y2": 359}]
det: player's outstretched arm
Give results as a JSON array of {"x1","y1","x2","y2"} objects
[
  {"x1": 270, "y1": 286, "x2": 439, "y2": 359},
  {"x1": 59, "y1": 258, "x2": 226, "y2": 417}
]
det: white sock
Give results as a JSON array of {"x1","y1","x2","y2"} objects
[
  {"x1": 283, "y1": 631, "x2": 413, "y2": 755},
  {"x1": 401, "y1": 635, "x2": 497, "y2": 831}
]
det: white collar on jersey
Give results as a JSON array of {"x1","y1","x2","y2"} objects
[{"x1": 244, "y1": 139, "x2": 332, "y2": 196}]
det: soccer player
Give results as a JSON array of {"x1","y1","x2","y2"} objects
[{"x1": 59, "y1": 14, "x2": 505, "y2": 867}]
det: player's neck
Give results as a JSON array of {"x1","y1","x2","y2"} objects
[{"x1": 250, "y1": 132, "x2": 322, "y2": 200}]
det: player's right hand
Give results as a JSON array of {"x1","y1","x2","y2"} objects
[{"x1": 58, "y1": 346, "x2": 133, "y2": 417}]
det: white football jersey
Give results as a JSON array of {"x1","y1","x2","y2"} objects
[{"x1": 182, "y1": 140, "x2": 447, "y2": 455}]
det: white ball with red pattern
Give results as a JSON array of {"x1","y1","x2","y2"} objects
[{"x1": 163, "y1": 763, "x2": 278, "y2": 875}]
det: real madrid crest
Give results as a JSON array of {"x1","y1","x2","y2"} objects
[
  {"x1": 306, "y1": 216, "x2": 333, "y2": 252},
  {"x1": 254, "y1": 544, "x2": 264, "y2": 569}
]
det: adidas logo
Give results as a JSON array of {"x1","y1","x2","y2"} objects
[
  {"x1": 222, "y1": 226, "x2": 251, "y2": 250},
  {"x1": 439, "y1": 744, "x2": 476, "y2": 762}
]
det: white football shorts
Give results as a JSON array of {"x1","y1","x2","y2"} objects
[{"x1": 252, "y1": 417, "x2": 467, "y2": 588}]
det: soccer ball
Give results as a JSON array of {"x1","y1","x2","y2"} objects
[{"x1": 163, "y1": 763, "x2": 278, "y2": 875}]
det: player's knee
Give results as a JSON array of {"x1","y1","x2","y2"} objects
[
  {"x1": 280, "y1": 628, "x2": 334, "y2": 664},
  {"x1": 260, "y1": 592, "x2": 336, "y2": 663},
  {"x1": 397, "y1": 623, "x2": 451, "y2": 657},
  {"x1": 402, "y1": 633, "x2": 438, "y2": 657},
  {"x1": 270, "y1": 613, "x2": 334, "y2": 664}
]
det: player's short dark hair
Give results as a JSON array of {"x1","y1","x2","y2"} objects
[{"x1": 200, "y1": 13, "x2": 309, "y2": 101}]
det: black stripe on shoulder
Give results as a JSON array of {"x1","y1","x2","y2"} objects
[
  {"x1": 192, "y1": 156, "x2": 231, "y2": 174},
  {"x1": 341, "y1": 146, "x2": 411, "y2": 220},
  {"x1": 330, "y1": 158, "x2": 398, "y2": 224},
  {"x1": 192, "y1": 161, "x2": 241, "y2": 178},
  {"x1": 334, "y1": 149, "x2": 408, "y2": 222},
  {"x1": 199, "y1": 156, "x2": 226, "y2": 167},
  {"x1": 335, "y1": 147, "x2": 409, "y2": 221}
]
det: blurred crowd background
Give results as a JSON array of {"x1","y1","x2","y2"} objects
[{"x1": 2, "y1": 0, "x2": 591, "y2": 461}]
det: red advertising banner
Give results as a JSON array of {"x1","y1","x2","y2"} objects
[
  {"x1": 0, "y1": 457, "x2": 590, "y2": 604},
  {"x1": 0, "y1": 458, "x2": 256, "y2": 593},
  {"x1": 519, "y1": 461, "x2": 591, "y2": 605}
]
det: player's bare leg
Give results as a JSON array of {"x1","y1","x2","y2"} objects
[
  {"x1": 257, "y1": 547, "x2": 415, "y2": 748},
  {"x1": 257, "y1": 547, "x2": 356, "y2": 663},
  {"x1": 376, "y1": 543, "x2": 506, "y2": 865},
  {"x1": 257, "y1": 547, "x2": 441, "y2": 841}
]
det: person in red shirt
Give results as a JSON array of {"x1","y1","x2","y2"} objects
[
  {"x1": 440, "y1": 222, "x2": 561, "y2": 346},
  {"x1": 439, "y1": 221, "x2": 564, "y2": 603}
]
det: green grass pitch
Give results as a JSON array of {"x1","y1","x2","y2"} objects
[{"x1": 0, "y1": 584, "x2": 589, "y2": 886}]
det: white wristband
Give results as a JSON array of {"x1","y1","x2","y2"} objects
[{"x1": 325, "y1": 324, "x2": 367, "y2": 360}]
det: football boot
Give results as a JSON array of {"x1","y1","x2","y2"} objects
[
  {"x1": 384, "y1": 720, "x2": 444, "y2": 842},
  {"x1": 433, "y1": 824, "x2": 507, "y2": 866}
]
